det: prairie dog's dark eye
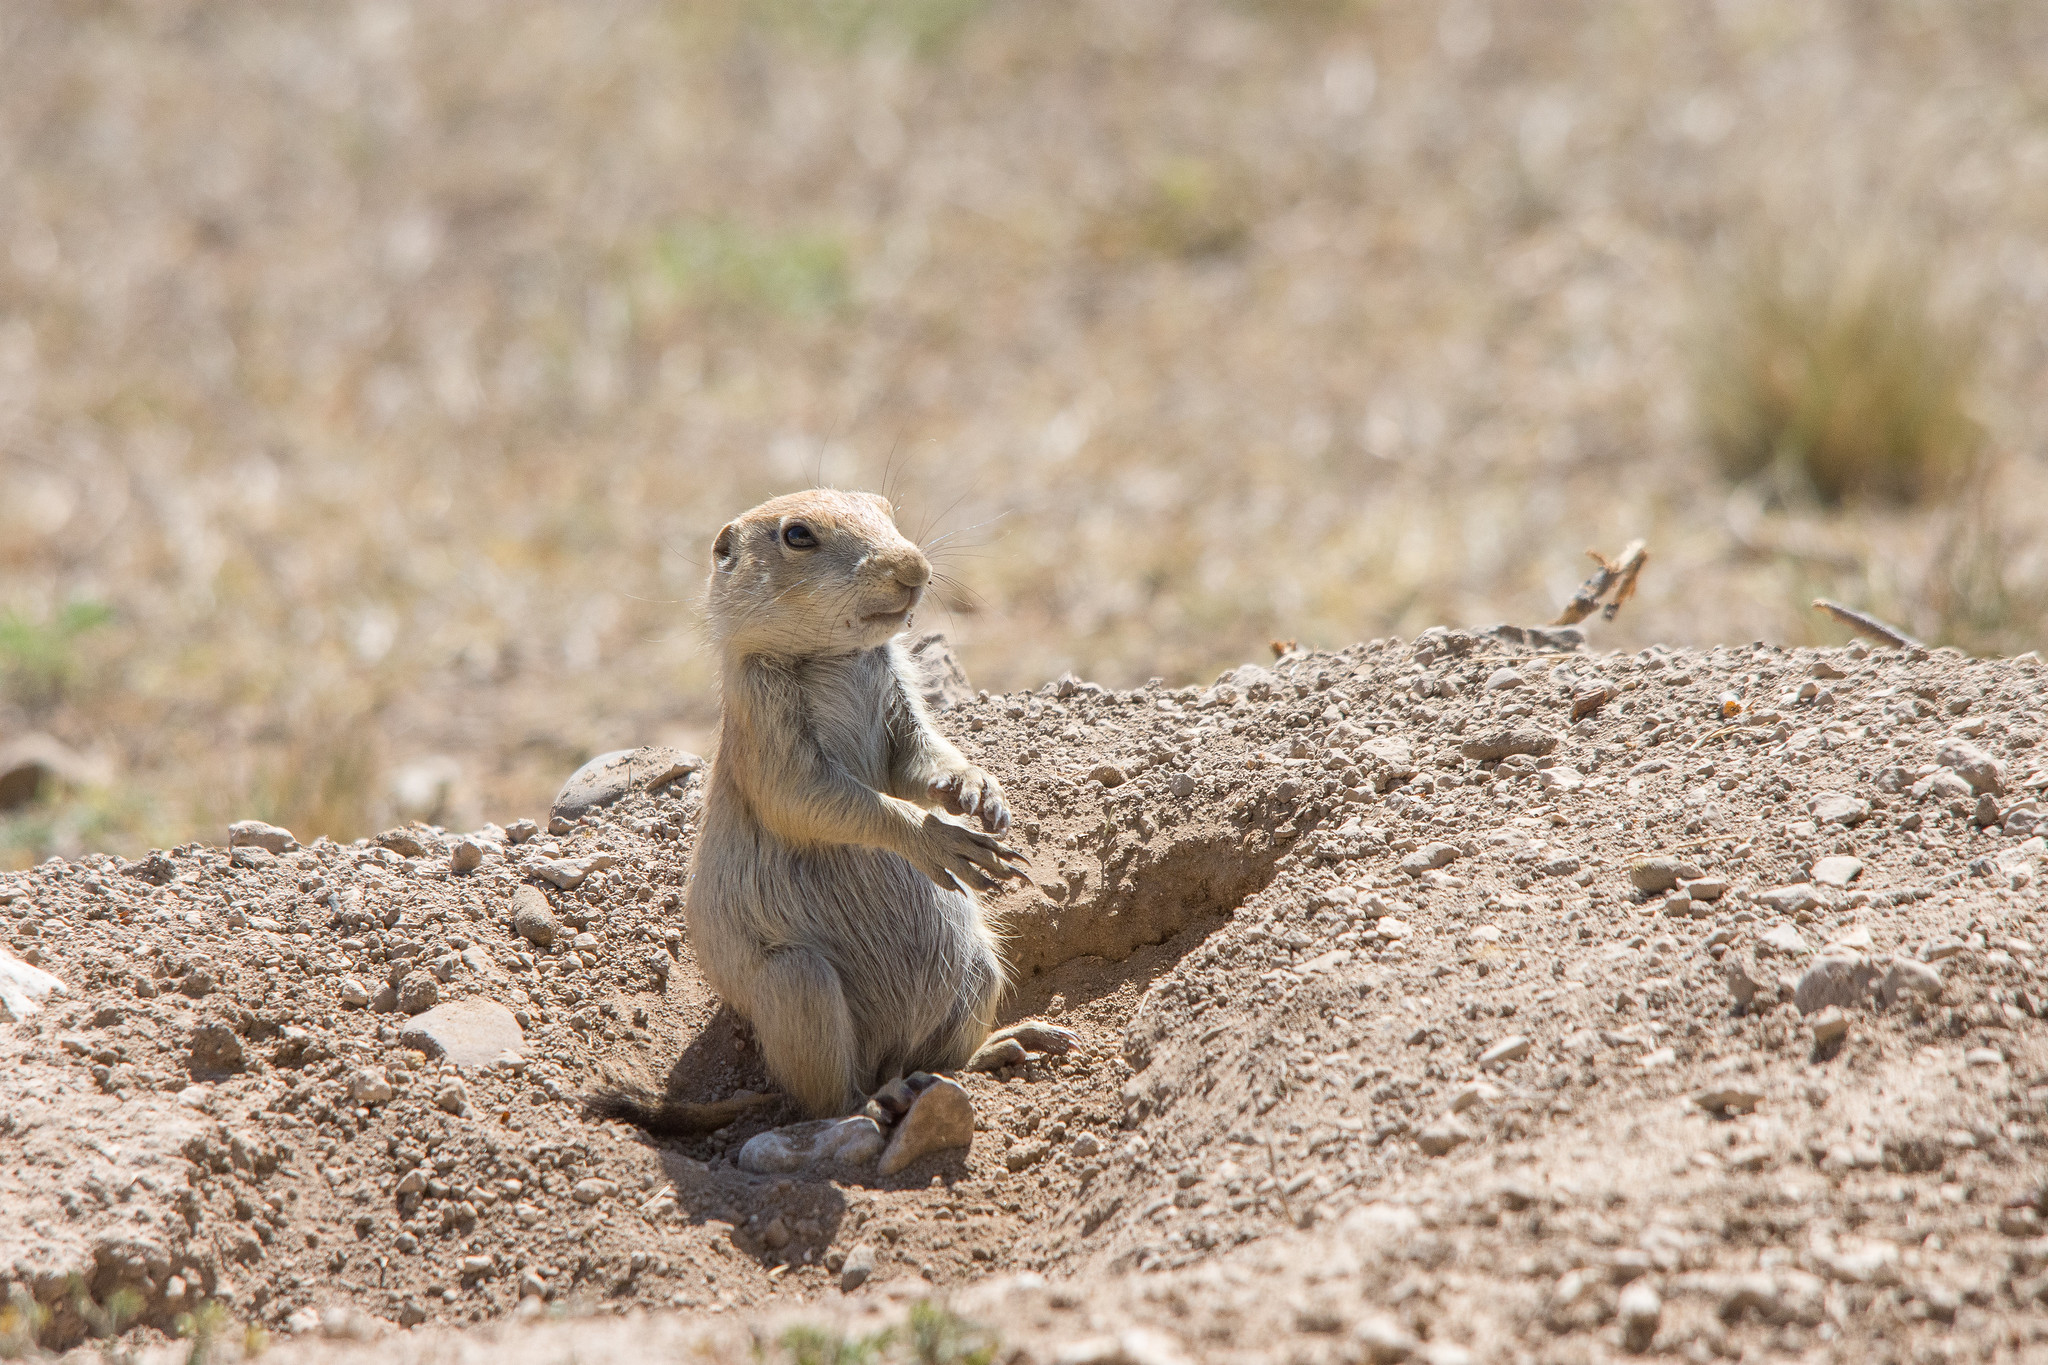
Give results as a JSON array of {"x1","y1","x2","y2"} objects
[{"x1": 782, "y1": 522, "x2": 818, "y2": 550}]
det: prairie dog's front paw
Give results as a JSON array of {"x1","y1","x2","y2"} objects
[
  {"x1": 928, "y1": 767, "x2": 1011, "y2": 834},
  {"x1": 910, "y1": 813, "x2": 1028, "y2": 894}
]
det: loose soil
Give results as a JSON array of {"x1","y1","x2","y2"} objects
[{"x1": 5, "y1": 632, "x2": 2048, "y2": 1364}]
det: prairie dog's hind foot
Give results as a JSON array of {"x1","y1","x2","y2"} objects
[{"x1": 965, "y1": 1020, "x2": 1083, "y2": 1072}]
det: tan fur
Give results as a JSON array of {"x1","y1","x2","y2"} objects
[{"x1": 687, "y1": 489, "x2": 1027, "y2": 1117}]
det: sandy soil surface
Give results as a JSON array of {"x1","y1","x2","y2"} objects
[{"x1": 4, "y1": 630, "x2": 2047, "y2": 1363}]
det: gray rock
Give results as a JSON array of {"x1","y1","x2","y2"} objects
[
  {"x1": 1811, "y1": 856, "x2": 1863, "y2": 887},
  {"x1": 570, "y1": 1178, "x2": 615, "y2": 1205},
  {"x1": 449, "y1": 838, "x2": 484, "y2": 874},
  {"x1": 228, "y1": 819, "x2": 299, "y2": 853},
  {"x1": 1822, "y1": 925, "x2": 1875, "y2": 954},
  {"x1": 1916, "y1": 769, "x2": 1975, "y2": 806},
  {"x1": 1399, "y1": 842, "x2": 1462, "y2": 876},
  {"x1": 1459, "y1": 728, "x2": 1560, "y2": 762},
  {"x1": 1881, "y1": 955, "x2": 1944, "y2": 1005},
  {"x1": 1974, "y1": 792, "x2": 2002, "y2": 828},
  {"x1": 433, "y1": 1079, "x2": 467, "y2": 1114},
  {"x1": 738, "y1": 1117, "x2": 885, "y2": 1174},
  {"x1": 0, "y1": 948, "x2": 64, "y2": 1022},
  {"x1": 1005, "y1": 1140, "x2": 1051, "y2": 1172},
  {"x1": 1722, "y1": 959, "x2": 1764, "y2": 1010},
  {"x1": 512, "y1": 886, "x2": 563, "y2": 946},
  {"x1": 1757, "y1": 923, "x2": 1810, "y2": 955},
  {"x1": 1757, "y1": 883, "x2": 1823, "y2": 915},
  {"x1": 189, "y1": 1021, "x2": 244, "y2": 1073},
  {"x1": 1694, "y1": 1088, "x2": 1763, "y2": 1116},
  {"x1": 839, "y1": 1243, "x2": 876, "y2": 1292},
  {"x1": 878, "y1": 1074, "x2": 975, "y2": 1175},
  {"x1": 1484, "y1": 667, "x2": 1525, "y2": 691},
  {"x1": 504, "y1": 818, "x2": 539, "y2": 845},
  {"x1": 1794, "y1": 955, "x2": 1876, "y2": 1015},
  {"x1": 1089, "y1": 764, "x2": 1127, "y2": 788},
  {"x1": 1936, "y1": 738, "x2": 2003, "y2": 794},
  {"x1": 400, "y1": 999, "x2": 525, "y2": 1068},
  {"x1": 338, "y1": 977, "x2": 371, "y2": 1008},
  {"x1": 533, "y1": 854, "x2": 617, "y2": 891},
  {"x1": 371, "y1": 983, "x2": 400, "y2": 1012},
  {"x1": 1477, "y1": 1035, "x2": 1531, "y2": 1068},
  {"x1": 1358, "y1": 736, "x2": 1417, "y2": 790},
  {"x1": 1352, "y1": 1316, "x2": 1422, "y2": 1365},
  {"x1": 1810, "y1": 793, "x2": 1869, "y2": 827},
  {"x1": 396, "y1": 972, "x2": 440, "y2": 1015},
  {"x1": 551, "y1": 746, "x2": 701, "y2": 822},
  {"x1": 374, "y1": 827, "x2": 426, "y2": 858},
  {"x1": 1417, "y1": 1115, "x2": 1474, "y2": 1157},
  {"x1": 1630, "y1": 857, "x2": 1703, "y2": 894},
  {"x1": 906, "y1": 632, "x2": 974, "y2": 711}
]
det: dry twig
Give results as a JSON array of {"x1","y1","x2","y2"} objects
[
  {"x1": 1554, "y1": 540, "x2": 1649, "y2": 626},
  {"x1": 1811, "y1": 598, "x2": 1920, "y2": 649}
]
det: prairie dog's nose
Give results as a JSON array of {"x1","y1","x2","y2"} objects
[{"x1": 886, "y1": 548, "x2": 931, "y2": 591}]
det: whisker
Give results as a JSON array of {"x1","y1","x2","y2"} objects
[{"x1": 923, "y1": 509, "x2": 1012, "y2": 555}]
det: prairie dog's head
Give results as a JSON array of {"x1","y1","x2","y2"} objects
[{"x1": 707, "y1": 489, "x2": 932, "y2": 657}]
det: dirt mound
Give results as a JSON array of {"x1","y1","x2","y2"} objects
[{"x1": 4, "y1": 633, "x2": 2047, "y2": 1361}]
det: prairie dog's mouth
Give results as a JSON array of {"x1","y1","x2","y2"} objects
[{"x1": 861, "y1": 589, "x2": 921, "y2": 624}]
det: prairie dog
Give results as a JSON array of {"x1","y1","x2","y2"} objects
[{"x1": 686, "y1": 489, "x2": 1028, "y2": 1117}]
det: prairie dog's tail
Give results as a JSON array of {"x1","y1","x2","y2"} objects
[{"x1": 581, "y1": 1088, "x2": 775, "y2": 1138}]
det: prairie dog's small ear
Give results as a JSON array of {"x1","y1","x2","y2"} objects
[
  {"x1": 865, "y1": 492, "x2": 894, "y2": 518},
  {"x1": 712, "y1": 522, "x2": 738, "y2": 568}
]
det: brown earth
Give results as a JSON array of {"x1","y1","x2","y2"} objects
[{"x1": 4, "y1": 630, "x2": 2048, "y2": 1364}]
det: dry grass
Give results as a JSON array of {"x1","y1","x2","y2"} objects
[
  {"x1": 1695, "y1": 238, "x2": 1982, "y2": 505},
  {"x1": 3, "y1": 0, "x2": 2048, "y2": 865}
]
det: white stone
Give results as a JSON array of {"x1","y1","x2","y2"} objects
[
  {"x1": 1812, "y1": 856, "x2": 1864, "y2": 887},
  {"x1": 228, "y1": 819, "x2": 298, "y2": 853},
  {"x1": 349, "y1": 1068, "x2": 394, "y2": 1105},
  {"x1": 1758, "y1": 883, "x2": 1824, "y2": 914},
  {"x1": 1477, "y1": 1035, "x2": 1531, "y2": 1068},
  {"x1": 0, "y1": 948, "x2": 65, "y2": 1022},
  {"x1": 1758, "y1": 924, "x2": 1810, "y2": 955}
]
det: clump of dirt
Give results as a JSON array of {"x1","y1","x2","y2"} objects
[{"x1": 4, "y1": 631, "x2": 2047, "y2": 1362}]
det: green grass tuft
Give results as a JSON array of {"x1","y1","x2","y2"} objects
[
  {"x1": 0, "y1": 600, "x2": 114, "y2": 712},
  {"x1": 746, "y1": 0, "x2": 986, "y2": 55},
  {"x1": 653, "y1": 221, "x2": 855, "y2": 318}
]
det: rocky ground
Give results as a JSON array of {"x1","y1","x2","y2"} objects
[{"x1": 4, "y1": 629, "x2": 2048, "y2": 1364}]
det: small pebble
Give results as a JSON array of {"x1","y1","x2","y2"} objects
[
  {"x1": 1617, "y1": 1281, "x2": 1662, "y2": 1352},
  {"x1": 349, "y1": 1067, "x2": 394, "y2": 1105},
  {"x1": 839, "y1": 1243, "x2": 876, "y2": 1292},
  {"x1": 1809, "y1": 1006, "x2": 1849, "y2": 1047}
]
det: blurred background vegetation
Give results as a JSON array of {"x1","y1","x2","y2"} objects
[{"x1": 3, "y1": 0, "x2": 2047, "y2": 864}]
